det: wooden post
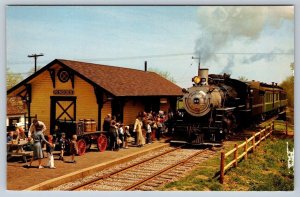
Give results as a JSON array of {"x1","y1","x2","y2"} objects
[
  {"x1": 220, "y1": 151, "x2": 225, "y2": 184},
  {"x1": 285, "y1": 121, "x2": 288, "y2": 136},
  {"x1": 270, "y1": 121, "x2": 274, "y2": 139},
  {"x1": 234, "y1": 144, "x2": 238, "y2": 167},
  {"x1": 259, "y1": 131, "x2": 262, "y2": 144},
  {"x1": 244, "y1": 138, "x2": 248, "y2": 160},
  {"x1": 252, "y1": 133, "x2": 255, "y2": 152}
]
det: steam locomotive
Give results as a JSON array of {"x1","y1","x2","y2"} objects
[{"x1": 172, "y1": 68, "x2": 287, "y2": 146}]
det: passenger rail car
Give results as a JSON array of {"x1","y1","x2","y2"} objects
[{"x1": 172, "y1": 68, "x2": 287, "y2": 146}]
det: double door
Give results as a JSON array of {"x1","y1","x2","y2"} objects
[{"x1": 50, "y1": 96, "x2": 76, "y2": 133}]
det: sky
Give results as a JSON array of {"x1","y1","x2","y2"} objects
[{"x1": 6, "y1": 6, "x2": 294, "y2": 88}]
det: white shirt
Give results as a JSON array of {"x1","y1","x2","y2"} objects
[{"x1": 28, "y1": 121, "x2": 46, "y2": 138}]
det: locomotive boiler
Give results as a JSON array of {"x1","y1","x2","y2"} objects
[{"x1": 172, "y1": 68, "x2": 287, "y2": 146}]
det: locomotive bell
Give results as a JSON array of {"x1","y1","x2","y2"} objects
[{"x1": 198, "y1": 68, "x2": 209, "y2": 85}]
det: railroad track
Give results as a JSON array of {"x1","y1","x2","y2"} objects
[{"x1": 52, "y1": 146, "x2": 217, "y2": 191}]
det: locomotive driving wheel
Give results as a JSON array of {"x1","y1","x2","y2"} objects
[
  {"x1": 77, "y1": 139, "x2": 86, "y2": 156},
  {"x1": 97, "y1": 134, "x2": 107, "y2": 152}
]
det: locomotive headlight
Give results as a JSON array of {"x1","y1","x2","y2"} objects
[
  {"x1": 193, "y1": 76, "x2": 201, "y2": 84},
  {"x1": 250, "y1": 89, "x2": 254, "y2": 93}
]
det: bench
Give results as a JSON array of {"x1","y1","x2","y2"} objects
[{"x1": 7, "y1": 151, "x2": 33, "y2": 163}]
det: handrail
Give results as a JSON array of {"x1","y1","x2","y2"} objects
[{"x1": 219, "y1": 121, "x2": 276, "y2": 184}]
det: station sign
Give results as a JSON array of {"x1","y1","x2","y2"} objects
[{"x1": 53, "y1": 89, "x2": 74, "y2": 95}]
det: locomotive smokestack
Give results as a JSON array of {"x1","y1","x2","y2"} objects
[{"x1": 199, "y1": 68, "x2": 209, "y2": 85}]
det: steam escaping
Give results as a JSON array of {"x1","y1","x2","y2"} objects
[
  {"x1": 222, "y1": 54, "x2": 235, "y2": 74},
  {"x1": 195, "y1": 6, "x2": 293, "y2": 73}
]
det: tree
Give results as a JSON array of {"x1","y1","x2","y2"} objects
[
  {"x1": 280, "y1": 62, "x2": 294, "y2": 107},
  {"x1": 6, "y1": 68, "x2": 23, "y2": 89},
  {"x1": 290, "y1": 62, "x2": 294, "y2": 76},
  {"x1": 148, "y1": 68, "x2": 176, "y2": 83},
  {"x1": 238, "y1": 76, "x2": 248, "y2": 82}
]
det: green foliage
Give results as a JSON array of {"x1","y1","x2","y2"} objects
[
  {"x1": 280, "y1": 62, "x2": 294, "y2": 107},
  {"x1": 238, "y1": 76, "x2": 248, "y2": 82},
  {"x1": 6, "y1": 67, "x2": 23, "y2": 89},
  {"x1": 148, "y1": 68, "x2": 176, "y2": 83},
  {"x1": 162, "y1": 137, "x2": 294, "y2": 191},
  {"x1": 280, "y1": 75, "x2": 294, "y2": 107}
]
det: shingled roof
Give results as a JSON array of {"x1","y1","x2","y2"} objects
[
  {"x1": 7, "y1": 59, "x2": 183, "y2": 97},
  {"x1": 58, "y1": 59, "x2": 182, "y2": 97},
  {"x1": 7, "y1": 97, "x2": 26, "y2": 115}
]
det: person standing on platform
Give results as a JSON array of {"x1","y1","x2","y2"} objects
[
  {"x1": 156, "y1": 116, "x2": 163, "y2": 141},
  {"x1": 69, "y1": 134, "x2": 78, "y2": 163},
  {"x1": 58, "y1": 133, "x2": 66, "y2": 161},
  {"x1": 133, "y1": 113, "x2": 145, "y2": 147},
  {"x1": 146, "y1": 120, "x2": 152, "y2": 144},
  {"x1": 46, "y1": 135, "x2": 56, "y2": 169},
  {"x1": 124, "y1": 126, "x2": 130, "y2": 149},
  {"x1": 28, "y1": 122, "x2": 52, "y2": 169},
  {"x1": 118, "y1": 123, "x2": 124, "y2": 148},
  {"x1": 28, "y1": 118, "x2": 46, "y2": 138},
  {"x1": 103, "y1": 114, "x2": 112, "y2": 149},
  {"x1": 110, "y1": 120, "x2": 119, "y2": 151}
]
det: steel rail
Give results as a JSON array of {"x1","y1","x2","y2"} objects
[
  {"x1": 123, "y1": 149, "x2": 208, "y2": 191},
  {"x1": 70, "y1": 145, "x2": 184, "y2": 191}
]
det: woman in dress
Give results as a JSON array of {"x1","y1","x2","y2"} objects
[
  {"x1": 133, "y1": 114, "x2": 145, "y2": 147},
  {"x1": 28, "y1": 122, "x2": 52, "y2": 169}
]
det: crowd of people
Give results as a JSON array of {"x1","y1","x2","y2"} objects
[
  {"x1": 7, "y1": 118, "x2": 78, "y2": 169},
  {"x1": 7, "y1": 110, "x2": 175, "y2": 169},
  {"x1": 103, "y1": 110, "x2": 175, "y2": 151}
]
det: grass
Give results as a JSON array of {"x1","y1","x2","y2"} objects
[{"x1": 161, "y1": 135, "x2": 294, "y2": 191}]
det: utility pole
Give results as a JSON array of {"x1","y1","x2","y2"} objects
[{"x1": 28, "y1": 53, "x2": 44, "y2": 73}]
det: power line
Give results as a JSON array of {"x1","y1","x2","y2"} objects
[
  {"x1": 213, "y1": 52, "x2": 293, "y2": 55},
  {"x1": 7, "y1": 51, "x2": 293, "y2": 65},
  {"x1": 75, "y1": 53, "x2": 194, "y2": 62}
]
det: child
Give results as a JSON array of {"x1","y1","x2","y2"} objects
[
  {"x1": 58, "y1": 133, "x2": 66, "y2": 161},
  {"x1": 46, "y1": 135, "x2": 56, "y2": 169},
  {"x1": 146, "y1": 121, "x2": 152, "y2": 144},
  {"x1": 124, "y1": 126, "x2": 130, "y2": 149},
  {"x1": 118, "y1": 123, "x2": 124, "y2": 148},
  {"x1": 69, "y1": 134, "x2": 78, "y2": 163}
]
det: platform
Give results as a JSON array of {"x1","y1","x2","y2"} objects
[{"x1": 6, "y1": 140, "x2": 169, "y2": 191}]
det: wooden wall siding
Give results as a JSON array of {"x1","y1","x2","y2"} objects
[
  {"x1": 75, "y1": 76, "x2": 98, "y2": 125},
  {"x1": 123, "y1": 99, "x2": 144, "y2": 126},
  {"x1": 31, "y1": 71, "x2": 53, "y2": 134},
  {"x1": 30, "y1": 64, "x2": 98, "y2": 135}
]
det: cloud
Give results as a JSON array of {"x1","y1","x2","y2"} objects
[{"x1": 194, "y1": 6, "x2": 294, "y2": 68}]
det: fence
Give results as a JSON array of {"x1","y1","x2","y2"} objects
[{"x1": 219, "y1": 121, "x2": 275, "y2": 184}]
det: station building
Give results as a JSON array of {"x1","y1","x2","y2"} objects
[{"x1": 7, "y1": 59, "x2": 182, "y2": 135}]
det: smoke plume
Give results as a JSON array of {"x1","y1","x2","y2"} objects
[{"x1": 195, "y1": 6, "x2": 293, "y2": 73}]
